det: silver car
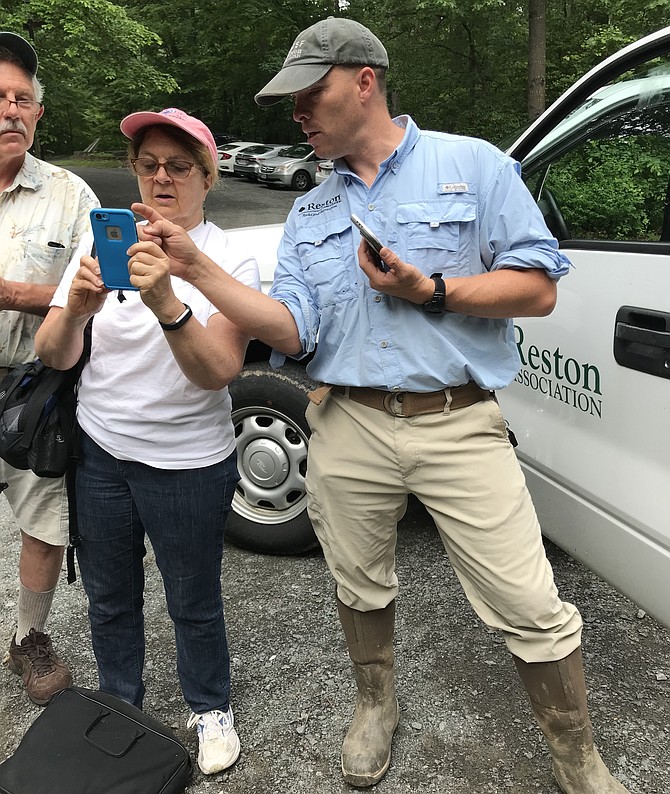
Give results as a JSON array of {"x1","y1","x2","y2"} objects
[
  {"x1": 257, "y1": 144, "x2": 322, "y2": 190},
  {"x1": 233, "y1": 144, "x2": 288, "y2": 181}
]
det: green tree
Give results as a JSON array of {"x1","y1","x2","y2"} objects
[{"x1": 2, "y1": 0, "x2": 177, "y2": 153}]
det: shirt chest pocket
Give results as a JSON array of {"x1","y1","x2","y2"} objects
[
  {"x1": 296, "y1": 217, "x2": 355, "y2": 307},
  {"x1": 21, "y1": 241, "x2": 72, "y2": 284},
  {"x1": 397, "y1": 198, "x2": 476, "y2": 275}
]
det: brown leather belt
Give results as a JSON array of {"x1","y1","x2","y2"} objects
[{"x1": 331, "y1": 381, "x2": 492, "y2": 417}]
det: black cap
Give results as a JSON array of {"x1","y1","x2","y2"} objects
[{"x1": 0, "y1": 32, "x2": 38, "y2": 76}]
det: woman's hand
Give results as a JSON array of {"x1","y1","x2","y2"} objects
[
  {"x1": 66, "y1": 255, "x2": 110, "y2": 318},
  {"x1": 131, "y1": 202, "x2": 201, "y2": 280},
  {"x1": 126, "y1": 240, "x2": 184, "y2": 322}
]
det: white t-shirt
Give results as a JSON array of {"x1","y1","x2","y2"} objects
[{"x1": 52, "y1": 221, "x2": 260, "y2": 469}]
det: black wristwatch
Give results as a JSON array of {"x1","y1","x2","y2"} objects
[{"x1": 422, "y1": 273, "x2": 446, "y2": 314}]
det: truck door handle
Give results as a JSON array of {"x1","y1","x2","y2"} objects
[{"x1": 614, "y1": 306, "x2": 670, "y2": 379}]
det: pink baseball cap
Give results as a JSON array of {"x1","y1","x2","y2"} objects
[{"x1": 120, "y1": 107, "x2": 217, "y2": 170}]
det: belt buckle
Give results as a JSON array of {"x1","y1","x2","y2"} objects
[{"x1": 382, "y1": 391, "x2": 408, "y2": 417}]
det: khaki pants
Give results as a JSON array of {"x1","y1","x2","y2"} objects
[{"x1": 305, "y1": 392, "x2": 582, "y2": 663}]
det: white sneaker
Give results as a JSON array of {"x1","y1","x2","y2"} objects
[{"x1": 187, "y1": 707, "x2": 240, "y2": 775}]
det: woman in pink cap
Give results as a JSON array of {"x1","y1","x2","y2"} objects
[{"x1": 35, "y1": 108, "x2": 260, "y2": 777}]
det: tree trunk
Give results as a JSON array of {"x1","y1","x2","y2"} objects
[{"x1": 528, "y1": 0, "x2": 547, "y2": 120}]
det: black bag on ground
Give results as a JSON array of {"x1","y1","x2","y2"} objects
[{"x1": 0, "y1": 687, "x2": 192, "y2": 794}]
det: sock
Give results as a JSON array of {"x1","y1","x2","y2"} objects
[{"x1": 16, "y1": 583, "x2": 56, "y2": 642}]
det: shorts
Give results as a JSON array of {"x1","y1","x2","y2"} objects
[{"x1": 0, "y1": 460, "x2": 69, "y2": 546}]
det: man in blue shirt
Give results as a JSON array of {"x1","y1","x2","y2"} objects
[{"x1": 133, "y1": 16, "x2": 628, "y2": 794}]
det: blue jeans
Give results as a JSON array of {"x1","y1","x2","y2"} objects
[{"x1": 75, "y1": 432, "x2": 239, "y2": 713}]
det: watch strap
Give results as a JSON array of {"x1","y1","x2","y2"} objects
[
  {"x1": 422, "y1": 273, "x2": 446, "y2": 314},
  {"x1": 159, "y1": 304, "x2": 193, "y2": 331}
]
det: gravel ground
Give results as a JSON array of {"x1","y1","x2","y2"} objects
[{"x1": 1, "y1": 496, "x2": 668, "y2": 793}]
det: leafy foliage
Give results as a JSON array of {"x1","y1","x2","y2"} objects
[{"x1": 3, "y1": 0, "x2": 668, "y2": 154}]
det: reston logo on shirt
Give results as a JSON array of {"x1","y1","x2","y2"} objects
[{"x1": 298, "y1": 194, "x2": 342, "y2": 216}]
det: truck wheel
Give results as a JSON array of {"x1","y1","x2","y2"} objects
[
  {"x1": 228, "y1": 362, "x2": 319, "y2": 554},
  {"x1": 291, "y1": 170, "x2": 311, "y2": 191}
]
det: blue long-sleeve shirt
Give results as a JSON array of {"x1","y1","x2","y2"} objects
[{"x1": 269, "y1": 115, "x2": 571, "y2": 391}]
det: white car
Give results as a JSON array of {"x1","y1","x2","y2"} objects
[
  {"x1": 217, "y1": 141, "x2": 259, "y2": 174},
  {"x1": 226, "y1": 27, "x2": 670, "y2": 633},
  {"x1": 315, "y1": 159, "x2": 334, "y2": 184}
]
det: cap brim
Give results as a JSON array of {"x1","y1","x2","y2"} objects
[
  {"x1": 119, "y1": 111, "x2": 183, "y2": 139},
  {"x1": 254, "y1": 63, "x2": 332, "y2": 106}
]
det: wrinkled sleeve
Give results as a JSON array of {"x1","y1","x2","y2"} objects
[
  {"x1": 268, "y1": 216, "x2": 319, "y2": 368},
  {"x1": 480, "y1": 153, "x2": 572, "y2": 280}
]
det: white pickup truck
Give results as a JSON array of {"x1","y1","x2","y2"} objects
[{"x1": 225, "y1": 27, "x2": 670, "y2": 630}]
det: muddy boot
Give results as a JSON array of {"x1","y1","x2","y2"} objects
[
  {"x1": 513, "y1": 646, "x2": 629, "y2": 793},
  {"x1": 336, "y1": 597, "x2": 399, "y2": 787}
]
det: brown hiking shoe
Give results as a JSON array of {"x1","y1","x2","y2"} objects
[{"x1": 8, "y1": 628, "x2": 72, "y2": 705}]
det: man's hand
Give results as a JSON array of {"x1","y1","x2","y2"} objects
[
  {"x1": 357, "y1": 240, "x2": 434, "y2": 304},
  {"x1": 131, "y1": 202, "x2": 201, "y2": 280},
  {"x1": 0, "y1": 276, "x2": 13, "y2": 310}
]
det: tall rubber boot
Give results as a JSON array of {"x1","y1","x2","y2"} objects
[
  {"x1": 336, "y1": 597, "x2": 399, "y2": 787},
  {"x1": 513, "y1": 646, "x2": 629, "y2": 793}
]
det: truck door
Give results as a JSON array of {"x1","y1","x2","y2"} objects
[{"x1": 499, "y1": 28, "x2": 670, "y2": 627}]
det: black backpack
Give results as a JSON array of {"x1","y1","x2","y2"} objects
[{"x1": 0, "y1": 360, "x2": 79, "y2": 478}]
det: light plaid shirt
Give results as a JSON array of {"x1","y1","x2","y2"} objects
[{"x1": 1, "y1": 152, "x2": 99, "y2": 366}]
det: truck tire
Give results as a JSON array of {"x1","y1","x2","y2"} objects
[{"x1": 228, "y1": 362, "x2": 319, "y2": 555}]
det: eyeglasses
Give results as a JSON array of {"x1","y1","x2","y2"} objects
[
  {"x1": 0, "y1": 98, "x2": 43, "y2": 113},
  {"x1": 129, "y1": 158, "x2": 197, "y2": 179}
]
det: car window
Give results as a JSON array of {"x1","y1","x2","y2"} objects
[
  {"x1": 277, "y1": 144, "x2": 313, "y2": 158},
  {"x1": 521, "y1": 57, "x2": 670, "y2": 243},
  {"x1": 242, "y1": 145, "x2": 273, "y2": 154}
]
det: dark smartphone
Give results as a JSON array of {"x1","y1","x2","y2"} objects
[
  {"x1": 350, "y1": 213, "x2": 390, "y2": 272},
  {"x1": 89, "y1": 208, "x2": 140, "y2": 291}
]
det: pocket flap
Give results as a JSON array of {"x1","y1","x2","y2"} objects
[{"x1": 397, "y1": 200, "x2": 476, "y2": 225}]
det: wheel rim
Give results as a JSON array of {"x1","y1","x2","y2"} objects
[
  {"x1": 232, "y1": 405, "x2": 309, "y2": 525},
  {"x1": 294, "y1": 172, "x2": 309, "y2": 190}
]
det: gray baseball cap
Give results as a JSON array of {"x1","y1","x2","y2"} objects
[
  {"x1": 255, "y1": 17, "x2": 388, "y2": 106},
  {"x1": 0, "y1": 32, "x2": 38, "y2": 76}
]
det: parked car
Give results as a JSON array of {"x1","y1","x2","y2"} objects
[
  {"x1": 217, "y1": 141, "x2": 258, "y2": 174},
  {"x1": 233, "y1": 144, "x2": 288, "y2": 181},
  {"x1": 213, "y1": 133, "x2": 238, "y2": 146},
  {"x1": 315, "y1": 159, "x2": 334, "y2": 184},
  {"x1": 226, "y1": 27, "x2": 670, "y2": 633},
  {"x1": 257, "y1": 144, "x2": 322, "y2": 190}
]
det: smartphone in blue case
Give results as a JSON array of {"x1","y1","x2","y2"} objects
[{"x1": 89, "y1": 208, "x2": 139, "y2": 291}]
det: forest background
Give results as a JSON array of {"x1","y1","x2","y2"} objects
[{"x1": 1, "y1": 0, "x2": 669, "y2": 157}]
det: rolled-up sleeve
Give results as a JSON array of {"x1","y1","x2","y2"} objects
[
  {"x1": 481, "y1": 155, "x2": 572, "y2": 280},
  {"x1": 268, "y1": 218, "x2": 319, "y2": 367}
]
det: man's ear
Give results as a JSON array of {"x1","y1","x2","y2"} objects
[
  {"x1": 357, "y1": 66, "x2": 377, "y2": 101},
  {"x1": 36, "y1": 104, "x2": 45, "y2": 122}
]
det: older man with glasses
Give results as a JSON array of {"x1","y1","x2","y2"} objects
[{"x1": 0, "y1": 31, "x2": 98, "y2": 706}]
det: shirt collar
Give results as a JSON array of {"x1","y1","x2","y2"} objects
[
  {"x1": 332, "y1": 114, "x2": 420, "y2": 179},
  {"x1": 1, "y1": 152, "x2": 41, "y2": 195}
]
